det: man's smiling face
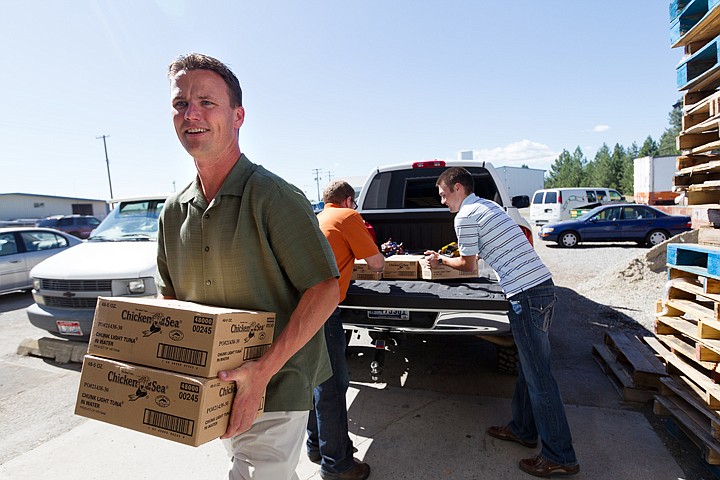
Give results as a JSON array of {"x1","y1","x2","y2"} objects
[{"x1": 170, "y1": 69, "x2": 244, "y2": 161}]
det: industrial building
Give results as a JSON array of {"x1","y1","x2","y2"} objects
[{"x1": 0, "y1": 193, "x2": 108, "y2": 225}]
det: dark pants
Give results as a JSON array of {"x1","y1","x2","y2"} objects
[
  {"x1": 306, "y1": 308, "x2": 354, "y2": 475},
  {"x1": 507, "y1": 279, "x2": 578, "y2": 466}
]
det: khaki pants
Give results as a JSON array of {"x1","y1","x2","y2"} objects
[{"x1": 223, "y1": 410, "x2": 309, "y2": 480}]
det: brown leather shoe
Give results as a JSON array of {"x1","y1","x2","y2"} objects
[
  {"x1": 487, "y1": 425, "x2": 538, "y2": 448},
  {"x1": 320, "y1": 460, "x2": 371, "y2": 480},
  {"x1": 519, "y1": 455, "x2": 579, "y2": 477}
]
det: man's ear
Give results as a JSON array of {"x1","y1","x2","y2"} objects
[{"x1": 234, "y1": 106, "x2": 245, "y2": 129}]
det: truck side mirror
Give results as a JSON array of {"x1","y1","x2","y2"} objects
[{"x1": 511, "y1": 195, "x2": 530, "y2": 208}]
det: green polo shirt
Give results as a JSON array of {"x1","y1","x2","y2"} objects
[{"x1": 156, "y1": 154, "x2": 338, "y2": 411}]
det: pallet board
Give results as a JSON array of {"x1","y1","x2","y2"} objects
[
  {"x1": 646, "y1": 335, "x2": 720, "y2": 407},
  {"x1": 661, "y1": 376, "x2": 720, "y2": 439},
  {"x1": 667, "y1": 243, "x2": 720, "y2": 276},
  {"x1": 654, "y1": 393, "x2": 720, "y2": 464},
  {"x1": 603, "y1": 331, "x2": 667, "y2": 388},
  {"x1": 672, "y1": 0, "x2": 720, "y2": 46},
  {"x1": 672, "y1": 0, "x2": 720, "y2": 48},
  {"x1": 656, "y1": 312, "x2": 720, "y2": 362},
  {"x1": 592, "y1": 343, "x2": 658, "y2": 403},
  {"x1": 677, "y1": 33, "x2": 720, "y2": 91},
  {"x1": 591, "y1": 332, "x2": 667, "y2": 403}
]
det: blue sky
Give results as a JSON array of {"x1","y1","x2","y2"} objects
[{"x1": 1, "y1": 1, "x2": 681, "y2": 202}]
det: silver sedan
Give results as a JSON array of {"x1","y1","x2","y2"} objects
[{"x1": 0, "y1": 227, "x2": 82, "y2": 295}]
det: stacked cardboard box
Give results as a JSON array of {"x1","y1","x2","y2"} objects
[
  {"x1": 382, "y1": 254, "x2": 424, "y2": 279},
  {"x1": 351, "y1": 259, "x2": 383, "y2": 280},
  {"x1": 75, "y1": 297, "x2": 275, "y2": 446},
  {"x1": 420, "y1": 257, "x2": 479, "y2": 280}
]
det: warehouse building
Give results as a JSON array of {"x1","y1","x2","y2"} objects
[{"x1": 0, "y1": 193, "x2": 108, "y2": 225}]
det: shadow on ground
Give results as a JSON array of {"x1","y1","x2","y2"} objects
[{"x1": 345, "y1": 286, "x2": 717, "y2": 480}]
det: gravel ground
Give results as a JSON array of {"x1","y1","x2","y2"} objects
[{"x1": 531, "y1": 226, "x2": 699, "y2": 333}]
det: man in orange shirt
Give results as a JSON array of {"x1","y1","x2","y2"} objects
[{"x1": 307, "y1": 180, "x2": 385, "y2": 480}]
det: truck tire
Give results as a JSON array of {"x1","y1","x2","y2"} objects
[{"x1": 497, "y1": 344, "x2": 519, "y2": 375}]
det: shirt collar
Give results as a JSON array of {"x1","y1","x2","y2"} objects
[
  {"x1": 460, "y1": 192, "x2": 479, "y2": 207},
  {"x1": 177, "y1": 154, "x2": 255, "y2": 207}
]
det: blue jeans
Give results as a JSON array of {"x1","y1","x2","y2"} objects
[
  {"x1": 306, "y1": 308, "x2": 355, "y2": 475},
  {"x1": 507, "y1": 279, "x2": 578, "y2": 466}
]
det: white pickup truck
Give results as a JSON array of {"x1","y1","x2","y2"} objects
[
  {"x1": 340, "y1": 159, "x2": 532, "y2": 375},
  {"x1": 26, "y1": 195, "x2": 168, "y2": 339}
]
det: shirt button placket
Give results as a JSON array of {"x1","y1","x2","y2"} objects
[{"x1": 202, "y1": 212, "x2": 212, "y2": 290}]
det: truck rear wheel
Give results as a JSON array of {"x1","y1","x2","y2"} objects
[{"x1": 497, "y1": 344, "x2": 519, "y2": 375}]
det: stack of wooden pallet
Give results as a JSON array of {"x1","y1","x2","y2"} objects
[
  {"x1": 673, "y1": 0, "x2": 720, "y2": 210},
  {"x1": 591, "y1": 331, "x2": 667, "y2": 403},
  {"x1": 650, "y1": 241, "x2": 720, "y2": 464}
]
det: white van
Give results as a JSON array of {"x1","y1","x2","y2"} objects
[
  {"x1": 27, "y1": 194, "x2": 168, "y2": 339},
  {"x1": 530, "y1": 188, "x2": 624, "y2": 225}
]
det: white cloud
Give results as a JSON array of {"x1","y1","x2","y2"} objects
[
  {"x1": 460, "y1": 140, "x2": 559, "y2": 170},
  {"x1": 593, "y1": 124, "x2": 610, "y2": 132}
]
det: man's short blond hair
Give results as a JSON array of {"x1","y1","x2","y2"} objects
[{"x1": 323, "y1": 180, "x2": 356, "y2": 205}]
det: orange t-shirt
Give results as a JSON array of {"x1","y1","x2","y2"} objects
[{"x1": 317, "y1": 204, "x2": 380, "y2": 303}]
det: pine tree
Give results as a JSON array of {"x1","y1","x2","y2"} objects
[
  {"x1": 545, "y1": 147, "x2": 585, "y2": 188},
  {"x1": 658, "y1": 100, "x2": 682, "y2": 156},
  {"x1": 638, "y1": 136, "x2": 659, "y2": 157}
]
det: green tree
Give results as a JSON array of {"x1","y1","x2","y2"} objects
[
  {"x1": 658, "y1": 100, "x2": 682, "y2": 156},
  {"x1": 638, "y1": 136, "x2": 659, "y2": 157},
  {"x1": 545, "y1": 146, "x2": 586, "y2": 188},
  {"x1": 588, "y1": 143, "x2": 615, "y2": 187}
]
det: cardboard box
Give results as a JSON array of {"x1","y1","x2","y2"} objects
[
  {"x1": 88, "y1": 297, "x2": 275, "y2": 378},
  {"x1": 75, "y1": 355, "x2": 263, "y2": 447},
  {"x1": 420, "y1": 257, "x2": 479, "y2": 280},
  {"x1": 351, "y1": 260, "x2": 383, "y2": 280},
  {"x1": 383, "y1": 254, "x2": 424, "y2": 280}
]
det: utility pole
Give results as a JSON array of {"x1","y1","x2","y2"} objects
[
  {"x1": 312, "y1": 168, "x2": 323, "y2": 202},
  {"x1": 326, "y1": 171, "x2": 334, "y2": 183},
  {"x1": 96, "y1": 135, "x2": 114, "y2": 199}
]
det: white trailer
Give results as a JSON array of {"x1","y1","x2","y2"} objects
[
  {"x1": 633, "y1": 156, "x2": 678, "y2": 205},
  {"x1": 495, "y1": 166, "x2": 545, "y2": 200}
]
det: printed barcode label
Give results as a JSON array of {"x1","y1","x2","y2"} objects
[
  {"x1": 157, "y1": 343, "x2": 208, "y2": 366},
  {"x1": 143, "y1": 408, "x2": 194, "y2": 436},
  {"x1": 243, "y1": 343, "x2": 271, "y2": 361}
]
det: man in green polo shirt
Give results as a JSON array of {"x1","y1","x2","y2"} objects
[{"x1": 157, "y1": 53, "x2": 340, "y2": 480}]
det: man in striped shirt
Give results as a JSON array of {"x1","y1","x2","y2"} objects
[{"x1": 424, "y1": 167, "x2": 579, "y2": 478}]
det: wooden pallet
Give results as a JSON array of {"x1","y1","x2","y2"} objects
[
  {"x1": 677, "y1": 152, "x2": 720, "y2": 170},
  {"x1": 667, "y1": 243, "x2": 720, "y2": 277},
  {"x1": 678, "y1": 33, "x2": 720, "y2": 93},
  {"x1": 656, "y1": 312, "x2": 720, "y2": 363},
  {"x1": 660, "y1": 376, "x2": 720, "y2": 439},
  {"x1": 672, "y1": 0, "x2": 720, "y2": 49},
  {"x1": 591, "y1": 332, "x2": 666, "y2": 402},
  {"x1": 646, "y1": 335, "x2": 720, "y2": 408},
  {"x1": 655, "y1": 376, "x2": 720, "y2": 465},
  {"x1": 687, "y1": 184, "x2": 720, "y2": 205}
]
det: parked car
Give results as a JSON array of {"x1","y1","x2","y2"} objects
[
  {"x1": 36, "y1": 215, "x2": 101, "y2": 239},
  {"x1": 27, "y1": 195, "x2": 167, "y2": 339},
  {"x1": 0, "y1": 227, "x2": 82, "y2": 295},
  {"x1": 538, "y1": 204, "x2": 692, "y2": 248}
]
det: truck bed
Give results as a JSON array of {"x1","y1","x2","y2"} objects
[
  {"x1": 339, "y1": 278, "x2": 509, "y2": 332},
  {"x1": 341, "y1": 278, "x2": 508, "y2": 311}
]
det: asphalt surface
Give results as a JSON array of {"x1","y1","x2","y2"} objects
[{"x1": 0, "y1": 225, "x2": 716, "y2": 479}]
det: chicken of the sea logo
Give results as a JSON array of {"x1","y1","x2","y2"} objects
[
  {"x1": 142, "y1": 312, "x2": 167, "y2": 337},
  {"x1": 128, "y1": 375, "x2": 151, "y2": 401}
]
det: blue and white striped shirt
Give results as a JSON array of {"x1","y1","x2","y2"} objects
[{"x1": 455, "y1": 193, "x2": 551, "y2": 298}]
